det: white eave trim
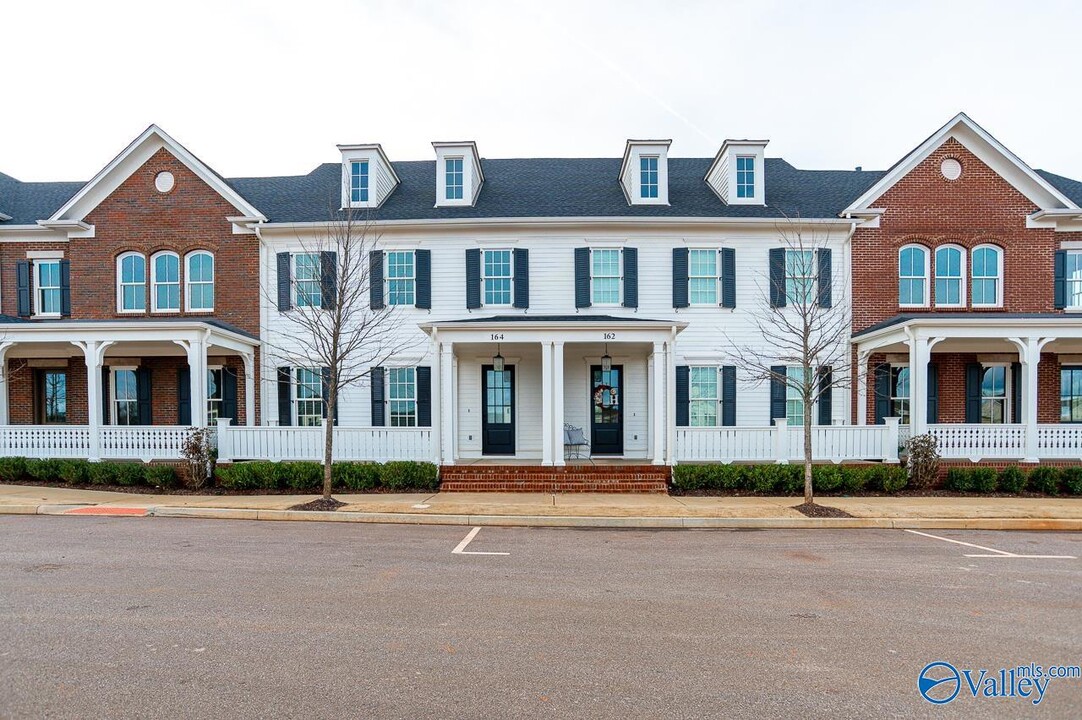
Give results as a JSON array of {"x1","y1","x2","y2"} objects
[
  {"x1": 0, "y1": 319, "x2": 260, "y2": 346},
  {"x1": 0, "y1": 211, "x2": 11, "y2": 221},
  {"x1": 336, "y1": 143, "x2": 402, "y2": 185},
  {"x1": 854, "y1": 315, "x2": 1082, "y2": 345},
  {"x1": 420, "y1": 318, "x2": 690, "y2": 334}
]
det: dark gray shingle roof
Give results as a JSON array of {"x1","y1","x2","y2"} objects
[
  {"x1": 1036, "y1": 169, "x2": 1082, "y2": 206},
  {"x1": 0, "y1": 172, "x2": 84, "y2": 225}
]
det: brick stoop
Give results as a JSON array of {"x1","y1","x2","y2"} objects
[{"x1": 439, "y1": 465, "x2": 671, "y2": 493}]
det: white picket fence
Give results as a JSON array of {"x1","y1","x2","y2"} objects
[
  {"x1": 0, "y1": 425, "x2": 192, "y2": 462},
  {"x1": 676, "y1": 419, "x2": 902, "y2": 464},
  {"x1": 216, "y1": 422, "x2": 433, "y2": 463}
]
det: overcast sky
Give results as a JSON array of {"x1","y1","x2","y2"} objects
[{"x1": 3, "y1": 0, "x2": 1080, "y2": 182}]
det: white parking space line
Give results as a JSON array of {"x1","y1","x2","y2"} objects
[
  {"x1": 903, "y1": 529, "x2": 1076, "y2": 559},
  {"x1": 452, "y1": 527, "x2": 510, "y2": 556}
]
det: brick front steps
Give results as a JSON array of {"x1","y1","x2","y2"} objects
[{"x1": 439, "y1": 465, "x2": 671, "y2": 493}]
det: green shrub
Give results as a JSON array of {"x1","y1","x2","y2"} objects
[
  {"x1": 1059, "y1": 467, "x2": 1082, "y2": 496},
  {"x1": 26, "y1": 458, "x2": 61, "y2": 482},
  {"x1": 866, "y1": 464, "x2": 906, "y2": 493},
  {"x1": 114, "y1": 463, "x2": 145, "y2": 487},
  {"x1": 841, "y1": 466, "x2": 871, "y2": 494},
  {"x1": 280, "y1": 462, "x2": 322, "y2": 492},
  {"x1": 216, "y1": 462, "x2": 277, "y2": 491},
  {"x1": 0, "y1": 457, "x2": 27, "y2": 482},
  {"x1": 144, "y1": 464, "x2": 178, "y2": 489},
  {"x1": 380, "y1": 461, "x2": 439, "y2": 492},
  {"x1": 970, "y1": 468, "x2": 997, "y2": 494},
  {"x1": 87, "y1": 462, "x2": 120, "y2": 486},
  {"x1": 998, "y1": 466, "x2": 1027, "y2": 494},
  {"x1": 945, "y1": 468, "x2": 972, "y2": 493},
  {"x1": 745, "y1": 465, "x2": 777, "y2": 494},
  {"x1": 813, "y1": 465, "x2": 844, "y2": 493},
  {"x1": 57, "y1": 459, "x2": 89, "y2": 485},
  {"x1": 333, "y1": 462, "x2": 380, "y2": 492},
  {"x1": 1029, "y1": 466, "x2": 1061, "y2": 496}
]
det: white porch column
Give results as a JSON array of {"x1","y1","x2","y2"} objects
[
  {"x1": 432, "y1": 341, "x2": 442, "y2": 465},
  {"x1": 541, "y1": 340, "x2": 554, "y2": 466},
  {"x1": 241, "y1": 352, "x2": 255, "y2": 427},
  {"x1": 439, "y1": 342, "x2": 455, "y2": 465},
  {"x1": 175, "y1": 337, "x2": 208, "y2": 427},
  {"x1": 907, "y1": 334, "x2": 932, "y2": 436},
  {"x1": 1009, "y1": 336, "x2": 1047, "y2": 464},
  {"x1": 665, "y1": 336, "x2": 676, "y2": 465},
  {"x1": 856, "y1": 349, "x2": 870, "y2": 426},
  {"x1": 652, "y1": 341, "x2": 666, "y2": 465},
  {"x1": 0, "y1": 342, "x2": 13, "y2": 425},
  {"x1": 552, "y1": 341, "x2": 565, "y2": 466},
  {"x1": 73, "y1": 340, "x2": 112, "y2": 462}
]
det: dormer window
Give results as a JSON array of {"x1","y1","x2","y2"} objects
[
  {"x1": 445, "y1": 158, "x2": 464, "y2": 200},
  {"x1": 338, "y1": 143, "x2": 399, "y2": 209},
  {"x1": 620, "y1": 139, "x2": 671, "y2": 206},
  {"x1": 350, "y1": 160, "x2": 370, "y2": 204},
  {"x1": 433, "y1": 142, "x2": 483, "y2": 207},
  {"x1": 640, "y1": 156, "x2": 659, "y2": 199},
  {"x1": 705, "y1": 139, "x2": 768, "y2": 205},
  {"x1": 736, "y1": 156, "x2": 755, "y2": 198}
]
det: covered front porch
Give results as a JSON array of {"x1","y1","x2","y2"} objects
[
  {"x1": 854, "y1": 314, "x2": 1082, "y2": 462},
  {"x1": 0, "y1": 320, "x2": 258, "y2": 461},
  {"x1": 421, "y1": 316, "x2": 687, "y2": 467}
]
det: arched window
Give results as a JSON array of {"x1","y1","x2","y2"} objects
[
  {"x1": 971, "y1": 245, "x2": 1003, "y2": 307},
  {"x1": 151, "y1": 251, "x2": 180, "y2": 312},
  {"x1": 898, "y1": 245, "x2": 928, "y2": 307},
  {"x1": 117, "y1": 252, "x2": 146, "y2": 313},
  {"x1": 186, "y1": 251, "x2": 214, "y2": 311},
  {"x1": 934, "y1": 245, "x2": 965, "y2": 307}
]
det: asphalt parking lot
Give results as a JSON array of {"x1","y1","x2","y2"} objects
[{"x1": 1, "y1": 517, "x2": 1079, "y2": 719}]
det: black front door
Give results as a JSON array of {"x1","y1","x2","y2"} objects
[
  {"x1": 482, "y1": 365, "x2": 515, "y2": 455},
  {"x1": 590, "y1": 365, "x2": 623, "y2": 455}
]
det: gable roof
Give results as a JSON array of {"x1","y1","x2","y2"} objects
[{"x1": 842, "y1": 112, "x2": 1079, "y2": 216}]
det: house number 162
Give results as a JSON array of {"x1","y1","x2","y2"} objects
[{"x1": 603, "y1": 332, "x2": 616, "y2": 340}]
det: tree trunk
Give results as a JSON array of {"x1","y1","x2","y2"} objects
[
  {"x1": 804, "y1": 399, "x2": 814, "y2": 505},
  {"x1": 322, "y1": 390, "x2": 334, "y2": 500}
]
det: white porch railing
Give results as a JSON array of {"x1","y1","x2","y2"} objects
[
  {"x1": 676, "y1": 419, "x2": 902, "y2": 464},
  {"x1": 926, "y1": 423, "x2": 1026, "y2": 461},
  {"x1": 0, "y1": 425, "x2": 93, "y2": 459},
  {"x1": 99, "y1": 425, "x2": 192, "y2": 462},
  {"x1": 1036, "y1": 425, "x2": 1082, "y2": 459},
  {"x1": 217, "y1": 422, "x2": 433, "y2": 463}
]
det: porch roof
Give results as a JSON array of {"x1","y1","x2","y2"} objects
[
  {"x1": 0, "y1": 318, "x2": 259, "y2": 353},
  {"x1": 421, "y1": 314, "x2": 687, "y2": 343},
  {"x1": 853, "y1": 312, "x2": 1082, "y2": 352}
]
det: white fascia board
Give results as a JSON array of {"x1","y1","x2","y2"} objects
[
  {"x1": 336, "y1": 143, "x2": 401, "y2": 185},
  {"x1": 843, "y1": 112, "x2": 1078, "y2": 215},
  {"x1": 0, "y1": 320, "x2": 259, "y2": 347},
  {"x1": 854, "y1": 315, "x2": 1082, "y2": 346},
  {"x1": 49, "y1": 124, "x2": 267, "y2": 223}
]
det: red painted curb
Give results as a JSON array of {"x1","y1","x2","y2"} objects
[{"x1": 64, "y1": 506, "x2": 148, "y2": 516}]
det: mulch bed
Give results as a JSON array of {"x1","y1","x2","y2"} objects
[
  {"x1": 289, "y1": 497, "x2": 347, "y2": 512},
  {"x1": 792, "y1": 502, "x2": 854, "y2": 518},
  {"x1": 0, "y1": 479, "x2": 416, "y2": 496}
]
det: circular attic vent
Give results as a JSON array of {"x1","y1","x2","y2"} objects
[
  {"x1": 940, "y1": 158, "x2": 962, "y2": 181},
  {"x1": 155, "y1": 171, "x2": 176, "y2": 193}
]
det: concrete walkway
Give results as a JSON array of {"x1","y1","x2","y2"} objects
[{"x1": 1, "y1": 483, "x2": 1080, "y2": 529}]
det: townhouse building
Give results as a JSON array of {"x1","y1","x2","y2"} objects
[{"x1": 0, "y1": 113, "x2": 1079, "y2": 485}]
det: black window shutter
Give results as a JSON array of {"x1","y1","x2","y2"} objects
[
  {"x1": 622, "y1": 247, "x2": 638, "y2": 308},
  {"x1": 720, "y1": 248, "x2": 736, "y2": 309},
  {"x1": 1011, "y1": 361, "x2": 1021, "y2": 424},
  {"x1": 1054, "y1": 250, "x2": 1067, "y2": 310},
  {"x1": 222, "y1": 367, "x2": 238, "y2": 425},
  {"x1": 136, "y1": 367, "x2": 153, "y2": 426},
  {"x1": 513, "y1": 249, "x2": 529, "y2": 308},
  {"x1": 59, "y1": 260, "x2": 71, "y2": 317},
  {"x1": 721, "y1": 366, "x2": 736, "y2": 426},
  {"x1": 369, "y1": 250, "x2": 384, "y2": 310},
  {"x1": 276, "y1": 252, "x2": 292, "y2": 311},
  {"x1": 874, "y1": 364, "x2": 891, "y2": 425},
  {"x1": 672, "y1": 248, "x2": 689, "y2": 308},
  {"x1": 16, "y1": 260, "x2": 31, "y2": 317},
  {"x1": 574, "y1": 247, "x2": 591, "y2": 308},
  {"x1": 817, "y1": 248, "x2": 832, "y2": 308},
  {"x1": 675, "y1": 365, "x2": 690, "y2": 426},
  {"x1": 465, "y1": 248, "x2": 482, "y2": 309},
  {"x1": 770, "y1": 365, "x2": 787, "y2": 421},
  {"x1": 927, "y1": 363, "x2": 939, "y2": 424},
  {"x1": 965, "y1": 363, "x2": 982, "y2": 423},
  {"x1": 277, "y1": 366, "x2": 292, "y2": 426},
  {"x1": 370, "y1": 367, "x2": 385, "y2": 426},
  {"x1": 320, "y1": 251, "x2": 337, "y2": 311},
  {"x1": 416, "y1": 366, "x2": 432, "y2": 427},
  {"x1": 177, "y1": 366, "x2": 192, "y2": 425},
  {"x1": 817, "y1": 366, "x2": 833, "y2": 425},
  {"x1": 102, "y1": 367, "x2": 110, "y2": 425},
  {"x1": 415, "y1": 249, "x2": 431, "y2": 309},
  {"x1": 768, "y1": 248, "x2": 786, "y2": 308},
  {"x1": 320, "y1": 366, "x2": 337, "y2": 424}
]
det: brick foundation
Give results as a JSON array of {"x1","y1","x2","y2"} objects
[{"x1": 439, "y1": 465, "x2": 671, "y2": 493}]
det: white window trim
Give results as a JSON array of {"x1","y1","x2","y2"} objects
[
  {"x1": 979, "y1": 362, "x2": 1011, "y2": 424},
  {"x1": 350, "y1": 159, "x2": 370, "y2": 205},
  {"x1": 387, "y1": 365, "x2": 419, "y2": 428},
  {"x1": 293, "y1": 367, "x2": 324, "y2": 427},
  {"x1": 784, "y1": 249, "x2": 817, "y2": 307},
  {"x1": 688, "y1": 365, "x2": 722, "y2": 428},
  {"x1": 150, "y1": 251, "x2": 181, "y2": 314},
  {"x1": 971, "y1": 244, "x2": 1004, "y2": 309},
  {"x1": 32, "y1": 259, "x2": 62, "y2": 319},
  {"x1": 481, "y1": 248, "x2": 514, "y2": 308},
  {"x1": 110, "y1": 366, "x2": 138, "y2": 427},
  {"x1": 206, "y1": 365, "x2": 224, "y2": 423},
  {"x1": 1067, "y1": 251, "x2": 1082, "y2": 310},
  {"x1": 185, "y1": 250, "x2": 215, "y2": 313},
  {"x1": 889, "y1": 363, "x2": 911, "y2": 423},
  {"x1": 933, "y1": 244, "x2": 966, "y2": 308},
  {"x1": 688, "y1": 248, "x2": 722, "y2": 307},
  {"x1": 116, "y1": 252, "x2": 147, "y2": 315},
  {"x1": 385, "y1": 250, "x2": 416, "y2": 306},
  {"x1": 292, "y1": 252, "x2": 323, "y2": 309},
  {"x1": 445, "y1": 157, "x2": 465, "y2": 201},
  {"x1": 735, "y1": 155, "x2": 756, "y2": 199},
  {"x1": 898, "y1": 244, "x2": 930, "y2": 309},
  {"x1": 639, "y1": 155, "x2": 659, "y2": 200},
  {"x1": 785, "y1": 366, "x2": 816, "y2": 425},
  {"x1": 590, "y1": 248, "x2": 623, "y2": 307}
]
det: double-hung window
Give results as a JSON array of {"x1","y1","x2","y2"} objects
[
  {"x1": 186, "y1": 251, "x2": 214, "y2": 311},
  {"x1": 152, "y1": 252, "x2": 180, "y2": 312},
  {"x1": 786, "y1": 366, "x2": 811, "y2": 425},
  {"x1": 206, "y1": 368, "x2": 223, "y2": 424},
  {"x1": 689, "y1": 249, "x2": 719, "y2": 305},
  {"x1": 640, "y1": 156, "x2": 659, "y2": 199},
  {"x1": 689, "y1": 367, "x2": 720, "y2": 427},
  {"x1": 736, "y1": 156, "x2": 755, "y2": 198},
  {"x1": 40, "y1": 371, "x2": 67, "y2": 424},
  {"x1": 386, "y1": 251, "x2": 415, "y2": 306},
  {"x1": 890, "y1": 366, "x2": 911, "y2": 424},
  {"x1": 934, "y1": 246, "x2": 964, "y2": 307},
  {"x1": 483, "y1": 249, "x2": 513, "y2": 306},
  {"x1": 971, "y1": 245, "x2": 1002, "y2": 307},
  {"x1": 1067, "y1": 252, "x2": 1082, "y2": 308},
  {"x1": 388, "y1": 367, "x2": 417, "y2": 427},
  {"x1": 35, "y1": 261, "x2": 62, "y2": 316},
  {"x1": 785, "y1": 250, "x2": 815, "y2": 305},
  {"x1": 294, "y1": 253, "x2": 322, "y2": 308},
  {"x1": 899, "y1": 245, "x2": 928, "y2": 307},
  {"x1": 295, "y1": 368, "x2": 323, "y2": 426},
  {"x1": 350, "y1": 160, "x2": 369, "y2": 204},
  {"x1": 980, "y1": 365, "x2": 1008, "y2": 424},
  {"x1": 112, "y1": 368, "x2": 138, "y2": 426},
  {"x1": 591, "y1": 249, "x2": 622, "y2": 305},
  {"x1": 1061, "y1": 367, "x2": 1082, "y2": 423},
  {"x1": 445, "y1": 158, "x2": 464, "y2": 200},
  {"x1": 118, "y1": 253, "x2": 146, "y2": 312}
]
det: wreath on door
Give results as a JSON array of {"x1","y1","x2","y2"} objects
[{"x1": 594, "y1": 384, "x2": 615, "y2": 408}]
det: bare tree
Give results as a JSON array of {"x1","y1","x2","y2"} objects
[
  {"x1": 725, "y1": 218, "x2": 852, "y2": 505},
  {"x1": 265, "y1": 206, "x2": 418, "y2": 501}
]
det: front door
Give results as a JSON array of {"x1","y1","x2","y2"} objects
[
  {"x1": 482, "y1": 365, "x2": 515, "y2": 455},
  {"x1": 590, "y1": 365, "x2": 623, "y2": 455}
]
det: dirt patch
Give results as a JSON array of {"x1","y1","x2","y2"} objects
[
  {"x1": 792, "y1": 502, "x2": 854, "y2": 518},
  {"x1": 288, "y1": 497, "x2": 347, "y2": 512}
]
